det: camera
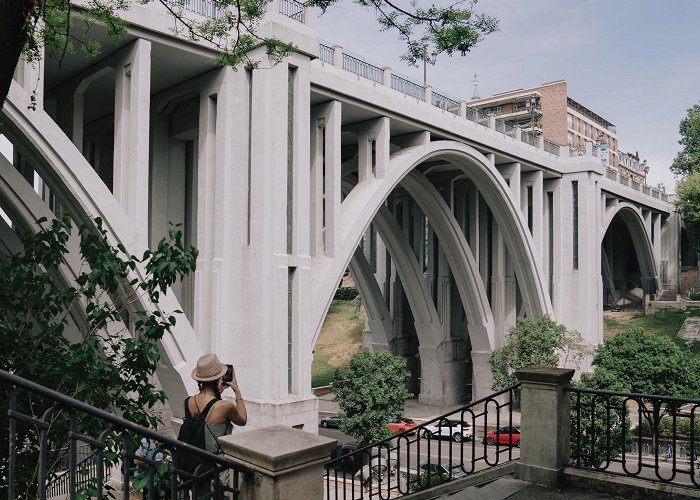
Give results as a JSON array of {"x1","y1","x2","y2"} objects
[{"x1": 223, "y1": 364, "x2": 234, "y2": 384}]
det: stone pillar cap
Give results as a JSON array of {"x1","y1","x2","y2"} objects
[
  {"x1": 515, "y1": 367, "x2": 575, "y2": 384},
  {"x1": 218, "y1": 426, "x2": 336, "y2": 475}
]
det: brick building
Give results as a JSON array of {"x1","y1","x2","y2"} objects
[{"x1": 469, "y1": 80, "x2": 648, "y2": 184}]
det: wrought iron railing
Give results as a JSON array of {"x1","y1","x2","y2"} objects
[
  {"x1": 543, "y1": 139, "x2": 561, "y2": 156},
  {"x1": 591, "y1": 144, "x2": 599, "y2": 157},
  {"x1": 319, "y1": 43, "x2": 334, "y2": 64},
  {"x1": 619, "y1": 174, "x2": 630, "y2": 187},
  {"x1": 0, "y1": 369, "x2": 252, "y2": 499},
  {"x1": 391, "y1": 74, "x2": 425, "y2": 100},
  {"x1": 278, "y1": 0, "x2": 305, "y2": 22},
  {"x1": 343, "y1": 53, "x2": 384, "y2": 84},
  {"x1": 324, "y1": 385, "x2": 519, "y2": 499},
  {"x1": 431, "y1": 92, "x2": 460, "y2": 115},
  {"x1": 164, "y1": 0, "x2": 224, "y2": 19},
  {"x1": 568, "y1": 386, "x2": 700, "y2": 491},
  {"x1": 652, "y1": 189, "x2": 660, "y2": 199},
  {"x1": 631, "y1": 180, "x2": 640, "y2": 191},
  {"x1": 606, "y1": 167, "x2": 617, "y2": 181}
]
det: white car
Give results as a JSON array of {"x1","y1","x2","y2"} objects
[{"x1": 421, "y1": 418, "x2": 473, "y2": 442}]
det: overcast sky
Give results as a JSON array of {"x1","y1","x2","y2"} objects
[{"x1": 314, "y1": 0, "x2": 700, "y2": 192}]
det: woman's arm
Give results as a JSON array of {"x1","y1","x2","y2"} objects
[{"x1": 222, "y1": 370, "x2": 247, "y2": 426}]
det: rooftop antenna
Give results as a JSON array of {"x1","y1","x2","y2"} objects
[{"x1": 471, "y1": 73, "x2": 480, "y2": 100}]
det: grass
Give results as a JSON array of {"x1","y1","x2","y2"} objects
[
  {"x1": 312, "y1": 298, "x2": 364, "y2": 387},
  {"x1": 603, "y1": 308, "x2": 700, "y2": 354}
]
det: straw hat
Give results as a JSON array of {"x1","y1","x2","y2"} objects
[{"x1": 191, "y1": 353, "x2": 227, "y2": 382}]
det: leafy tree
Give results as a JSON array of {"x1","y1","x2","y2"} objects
[
  {"x1": 675, "y1": 171, "x2": 700, "y2": 224},
  {"x1": 0, "y1": 0, "x2": 498, "y2": 111},
  {"x1": 670, "y1": 102, "x2": 700, "y2": 177},
  {"x1": 489, "y1": 316, "x2": 590, "y2": 390},
  {"x1": 332, "y1": 349, "x2": 411, "y2": 445},
  {"x1": 0, "y1": 216, "x2": 197, "y2": 498},
  {"x1": 591, "y1": 327, "x2": 700, "y2": 451}
]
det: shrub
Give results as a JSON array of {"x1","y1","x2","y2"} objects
[{"x1": 334, "y1": 287, "x2": 359, "y2": 300}]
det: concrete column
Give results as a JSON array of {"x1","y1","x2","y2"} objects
[
  {"x1": 310, "y1": 100, "x2": 341, "y2": 257},
  {"x1": 424, "y1": 84, "x2": 432, "y2": 103},
  {"x1": 497, "y1": 162, "x2": 521, "y2": 208},
  {"x1": 471, "y1": 350, "x2": 496, "y2": 401},
  {"x1": 522, "y1": 171, "x2": 544, "y2": 265},
  {"x1": 652, "y1": 213, "x2": 662, "y2": 279},
  {"x1": 459, "y1": 100, "x2": 467, "y2": 119},
  {"x1": 382, "y1": 67, "x2": 391, "y2": 87},
  {"x1": 219, "y1": 426, "x2": 336, "y2": 500},
  {"x1": 515, "y1": 368, "x2": 575, "y2": 487},
  {"x1": 332, "y1": 45, "x2": 343, "y2": 67},
  {"x1": 418, "y1": 341, "x2": 467, "y2": 405},
  {"x1": 357, "y1": 117, "x2": 390, "y2": 182},
  {"x1": 112, "y1": 38, "x2": 151, "y2": 250}
]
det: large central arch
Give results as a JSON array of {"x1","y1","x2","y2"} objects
[{"x1": 310, "y1": 140, "x2": 552, "y2": 354}]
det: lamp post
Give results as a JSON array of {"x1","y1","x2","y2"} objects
[{"x1": 422, "y1": 43, "x2": 438, "y2": 87}]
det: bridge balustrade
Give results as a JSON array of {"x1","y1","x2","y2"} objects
[
  {"x1": 319, "y1": 43, "x2": 334, "y2": 64},
  {"x1": 568, "y1": 386, "x2": 700, "y2": 491},
  {"x1": 1, "y1": 369, "x2": 251, "y2": 499},
  {"x1": 606, "y1": 167, "x2": 618, "y2": 181},
  {"x1": 391, "y1": 74, "x2": 425, "y2": 100},
  {"x1": 164, "y1": 0, "x2": 224, "y2": 18},
  {"x1": 278, "y1": 0, "x2": 305, "y2": 22},
  {"x1": 343, "y1": 53, "x2": 384, "y2": 83},
  {"x1": 543, "y1": 139, "x2": 561, "y2": 156},
  {"x1": 431, "y1": 92, "x2": 460, "y2": 115},
  {"x1": 631, "y1": 180, "x2": 640, "y2": 191},
  {"x1": 521, "y1": 130, "x2": 539, "y2": 147},
  {"x1": 324, "y1": 385, "x2": 519, "y2": 498}
]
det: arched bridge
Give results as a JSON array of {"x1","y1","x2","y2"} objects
[{"x1": 0, "y1": 1, "x2": 677, "y2": 431}]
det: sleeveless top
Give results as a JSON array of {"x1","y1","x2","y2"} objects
[{"x1": 204, "y1": 419, "x2": 233, "y2": 455}]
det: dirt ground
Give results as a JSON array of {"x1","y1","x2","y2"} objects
[{"x1": 602, "y1": 309, "x2": 644, "y2": 340}]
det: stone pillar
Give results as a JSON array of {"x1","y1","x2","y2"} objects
[
  {"x1": 113, "y1": 38, "x2": 151, "y2": 250},
  {"x1": 652, "y1": 213, "x2": 662, "y2": 275},
  {"x1": 219, "y1": 426, "x2": 336, "y2": 500},
  {"x1": 515, "y1": 368, "x2": 575, "y2": 487}
]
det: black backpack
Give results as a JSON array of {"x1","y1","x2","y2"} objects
[{"x1": 174, "y1": 396, "x2": 220, "y2": 476}]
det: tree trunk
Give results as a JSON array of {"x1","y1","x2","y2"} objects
[{"x1": 0, "y1": 0, "x2": 34, "y2": 111}]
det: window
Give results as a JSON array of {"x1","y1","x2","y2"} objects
[
  {"x1": 567, "y1": 113, "x2": 573, "y2": 129},
  {"x1": 567, "y1": 132, "x2": 574, "y2": 145}
]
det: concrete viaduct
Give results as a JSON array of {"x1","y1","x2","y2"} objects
[{"x1": 0, "y1": 1, "x2": 678, "y2": 432}]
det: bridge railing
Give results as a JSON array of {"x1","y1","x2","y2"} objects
[
  {"x1": 324, "y1": 385, "x2": 519, "y2": 499},
  {"x1": 319, "y1": 43, "x2": 334, "y2": 64},
  {"x1": 431, "y1": 92, "x2": 460, "y2": 115},
  {"x1": 312, "y1": 42, "x2": 670, "y2": 204},
  {"x1": 343, "y1": 53, "x2": 384, "y2": 83},
  {"x1": 278, "y1": 0, "x2": 305, "y2": 22},
  {"x1": 391, "y1": 74, "x2": 425, "y2": 100},
  {"x1": 164, "y1": 0, "x2": 224, "y2": 19},
  {"x1": 1, "y1": 368, "x2": 252, "y2": 499},
  {"x1": 568, "y1": 386, "x2": 700, "y2": 492}
]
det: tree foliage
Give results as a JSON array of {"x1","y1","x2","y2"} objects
[
  {"x1": 671, "y1": 102, "x2": 700, "y2": 177},
  {"x1": 675, "y1": 171, "x2": 700, "y2": 224},
  {"x1": 0, "y1": 0, "x2": 498, "y2": 111},
  {"x1": 0, "y1": 216, "x2": 197, "y2": 498},
  {"x1": 332, "y1": 349, "x2": 411, "y2": 445},
  {"x1": 590, "y1": 327, "x2": 700, "y2": 451},
  {"x1": 489, "y1": 316, "x2": 590, "y2": 390}
]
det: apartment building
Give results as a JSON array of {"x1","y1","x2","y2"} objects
[{"x1": 469, "y1": 80, "x2": 647, "y2": 184}]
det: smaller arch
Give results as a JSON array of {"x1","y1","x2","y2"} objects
[{"x1": 602, "y1": 202, "x2": 657, "y2": 294}]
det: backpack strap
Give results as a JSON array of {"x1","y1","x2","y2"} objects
[
  {"x1": 183, "y1": 396, "x2": 192, "y2": 418},
  {"x1": 200, "y1": 397, "x2": 220, "y2": 420}
]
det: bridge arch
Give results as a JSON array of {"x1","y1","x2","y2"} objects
[
  {"x1": 602, "y1": 202, "x2": 657, "y2": 299},
  {"x1": 311, "y1": 140, "x2": 552, "y2": 354},
  {"x1": 1, "y1": 83, "x2": 201, "y2": 407}
]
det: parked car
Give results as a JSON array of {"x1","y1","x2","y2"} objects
[
  {"x1": 418, "y1": 461, "x2": 467, "y2": 480},
  {"x1": 320, "y1": 413, "x2": 343, "y2": 429},
  {"x1": 328, "y1": 443, "x2": 364, "y2": 473},
  {"x1": 421, "y1": 419, "x2": 473, "y2": 442},
  {"x1": 387, "y1": 416, "x2": 417, "y2": 435},
  {"x1": 483, "y1": 426, "x2": 521, "y2": 447}
]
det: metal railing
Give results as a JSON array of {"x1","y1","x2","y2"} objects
[
  {"x1": 343, "y1": 53, "x2": 384, "y2": 84},
  {"x1": 164, "y1": 0, "x2": 224, "y2": 19},
  {"x1": 543, "y1": 139, "x2": 561, "y2": 156},
  {"x1": 0, "y1": 369, "x2": 252, "y2": 499},
  {"x1": 619, "y1": 174, "x2": 630, "y2": 187},
  {"x1": 431, "y1": 92, "x2": 460, "y2": 115},
  {"x1": 568, "y1": 386, "x2": 700, "y2": 491},
  {"x1": 278, "y1": 0, "x2": 305, "y2": 22},
  {"x1": 319, "y1": 44, "x2": 334, "y2": 64},
  {"x1": 652, "y1": 189, "x2": 660, "y2": 199},
  {"x1": 324, "y1": 385, "x2": 519, "y2": 499},
  {"x1": 592, "y1": 144, "x2": 599, "y2": 157},
  {"x1": 521, "y1": 130, "x2": 538, "y2": 147},
  {"x1": 643, "y1": 185, "x2": 651, "y2": 195},
  {"x1": 391, "y1": 74, "x2": 425, "y2": 100},
  {"x1": 606, "y1": 167, "x2": 617, "y2": 181},
  {"x1": 631, "y1": 180, "x2": 640, "y2": 191}
]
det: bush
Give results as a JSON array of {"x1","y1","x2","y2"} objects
[
  {"x1": 334, "y1": 287, "x2": 359, "y2": 300},
  {"x1": 687, "y1": 292, "x2": 700, "y2": 301}
]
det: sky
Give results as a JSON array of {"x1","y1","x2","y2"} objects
[{"x1": 314, "y1": 0, "x2": 700, "y2": 193}]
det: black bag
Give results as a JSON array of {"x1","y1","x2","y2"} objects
[{"x1": 174, "y1": 396, "x2": 219, "y2": 477}]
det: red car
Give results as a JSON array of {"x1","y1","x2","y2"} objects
[
  {"x1": 483, "y1": 426, "x2": 521, "y2": 447},
  {"x1": 387, "y1": 417, "x2": 417, "y2": 435}
]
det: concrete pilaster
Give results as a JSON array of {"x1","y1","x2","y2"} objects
[
  {"x1": 418, "y1": 342, "x2": 468, "y2": 405},
  {"x1": 219, "y1": 426, "x2": 336, "y2": 500},
  {"x1": 112, "y1": 38, "x2": 151, "y2": 250},
  {"x1": 515, "y1": 368, "x2": 575, "y2": 487}
]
